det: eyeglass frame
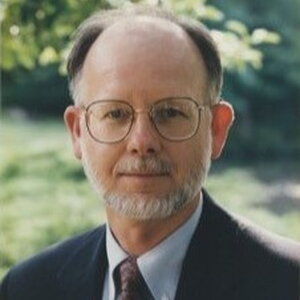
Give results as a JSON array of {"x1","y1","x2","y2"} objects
[{"x1": 78, "y1": 96, "x2": 209, "y2": 144}]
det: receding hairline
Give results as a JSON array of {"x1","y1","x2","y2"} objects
[
  {"x1": 67, "y1": 5, "x2": 223, "y2": 104},
  {"x1": 97, "y1": 14, "x2": 190, "y2": 40},
  {"x1": 84, "y1": 14, "x2": 207, "y2": 75}
]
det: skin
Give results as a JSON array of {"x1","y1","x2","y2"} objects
[{"x1": 64, "y1": 16, "x2": 234, "y2": 255}]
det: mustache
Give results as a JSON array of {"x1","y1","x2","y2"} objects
[{"x1": 115, "y1": 157, "x2": 173, "y2": 174}]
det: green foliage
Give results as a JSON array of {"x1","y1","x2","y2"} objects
[
  {"x1": 210, "y1": 0, "x2": 300, "y2": 159},
  {"x1": 1, "y1": 118, "x2": 299, "y2": 278},
  {"x1": 2, "y1": 65, "x2": 70, "y2": 115},
  {"x1": 1, "y1": 0, "x2": 276, "y2": 72},
  {"x1": 1, "y1": 0, "x2": 111, "y2": 72},
  {"x1": 0, "y1": 118, "x2": 105, "y2": 277}
]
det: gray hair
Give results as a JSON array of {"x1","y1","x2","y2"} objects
[{"x1": 67, "y1": 5, "x2": 223, "y2": 105}]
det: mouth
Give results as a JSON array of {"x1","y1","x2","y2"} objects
[
  {"x1": 117, "y1": 173, "x2": 170, "y2": 187},
  {"x1": 118, "y1": 172, "x2": 169, "y2": 177}
]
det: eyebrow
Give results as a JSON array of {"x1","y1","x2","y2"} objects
[{"x1": 80, "y1": 96, "x2": 205, "y2": 108}]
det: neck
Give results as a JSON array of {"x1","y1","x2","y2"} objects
[{"x1": 106, "y1": 193, "x2": 200, "y2": 256}]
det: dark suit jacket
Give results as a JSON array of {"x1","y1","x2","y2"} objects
[{"x1": 1, "y1": 190, "x2": 300, "y2": 300}]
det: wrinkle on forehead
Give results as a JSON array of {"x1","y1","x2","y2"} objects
[{"x1": 81, "y1": 16, "x2": 208, "y2": 102}]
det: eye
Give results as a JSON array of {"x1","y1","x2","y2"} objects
[
  {"x1": 164, "y1": 108, "x2": 183, "y2": 117},
  {"x1": 108, "y1": 109, "x2": 124, "y2": 119},
  {"x1": 104, "y1": 108, "x2": 131, "y2": 121},
  {"x1": 154, "y1": 107, "x2": 187, "y2": 121}
]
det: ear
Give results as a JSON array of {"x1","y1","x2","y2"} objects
[
  {"x1": 211, "y1": 100, "x2": 234, "y2": 159},
  {"x1": 64, "y1": 105, "x2": 82, "y2": 160}
]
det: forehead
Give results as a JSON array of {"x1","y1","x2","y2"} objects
[{"x1": 80, "y1": 16, "x2": 208, "y2": 103}]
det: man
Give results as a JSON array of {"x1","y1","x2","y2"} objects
[{"x1": 1, "y1": 4, "x2": 299, "y2": 300}]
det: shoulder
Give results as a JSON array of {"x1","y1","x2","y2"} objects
[
  {"x1": 0, "y1": 226, "x2": 106, "y2": 300},
  {"x1": 230, "y1": 213, "x2": 300, "y2": 298},
  {"x1": 202, "y1": 190, "x2": 300, "y2": 266},
  {"x1": 228, "y1": 209, "x2": 300, "y2": 286},
  {"x1": 232, "y1": 211, "x2": 300, "y2": 265},
  {"x1": 192, "y1": 191, "x2": 300, "y2": 299},
  {"x1": 7, "y1": 225, "x2": 106, "y2": 276},
  {"x1": 203, "y1": 192, "x2": 300, "y2": 297}
]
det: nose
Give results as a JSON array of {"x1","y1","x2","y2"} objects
[{"x1": 126, "y1": 113, "x2": 162, "y2": 156}]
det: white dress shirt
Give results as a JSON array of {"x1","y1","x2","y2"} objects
[{"x1": 102, "y1": 195, "x2": 203, "y2": 300}]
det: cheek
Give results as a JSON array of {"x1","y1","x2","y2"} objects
[
  {"x1": 170, "y1": 123, "x2": 212, "y2": 179},
  {"x1": 166, "y1": 142, "x2": 197, "y2": 180},
  {"x1": 81, "y1": 135, "x2": 121, "y2": 184}
]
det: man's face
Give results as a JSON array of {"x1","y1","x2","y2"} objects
[{"x1": 67, "y1": 17, "x2": 215, "y2": 220}]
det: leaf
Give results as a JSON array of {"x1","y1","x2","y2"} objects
[
  {"x1": 251, "y1": 29, "x2": 281, "y2": 45},
  {"x1": 39, "y1": 47, "x2": 59, "y2": 66},
  {"x1": 196, "y1": 4, "x2": 224, "y2": 21},
  {"x1": 225, "y1": 20, "x2": 248, "y2": 37}
]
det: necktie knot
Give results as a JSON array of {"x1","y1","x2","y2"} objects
[{"x1": 115, "y1": 256, "x2": 154, "y2": 300}]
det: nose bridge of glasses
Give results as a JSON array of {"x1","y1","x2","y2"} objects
[
  {"x1": 134, "y1": 107, "x2": 151, "y2": 114},
  {"x1": 132, "y1": 107, "x2": 153, "y2": 123},
  {"x1": 130, "y1": 107, "x2": 157, "y2": 136}
]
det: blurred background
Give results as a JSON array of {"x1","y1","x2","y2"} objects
[{"x1": 1, "y1": 0, "x2": 300, "y2": 277}]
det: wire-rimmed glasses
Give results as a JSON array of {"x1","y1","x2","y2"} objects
[{"x1": 80, "y1": 97, "x2": 205, "y2": 143}]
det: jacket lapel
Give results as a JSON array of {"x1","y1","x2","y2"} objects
[
  {"x1": 56, "y1": 226, "x2": 108, "y2": 300},
  {"x1": 175, "y1": 190, "x2": 241, "y2": 300}
]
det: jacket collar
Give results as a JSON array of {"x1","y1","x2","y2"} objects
[{"x1": 56, "y1": 226, "x2": 107, "y2": 300}]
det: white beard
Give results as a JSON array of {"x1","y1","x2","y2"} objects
[{"x1": 81, "y1": 143, "x2": 211, "y2": 220}]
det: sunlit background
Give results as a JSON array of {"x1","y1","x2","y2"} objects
[{"x1": 1, "y1": 0, "x2": 300, "y2": 278}]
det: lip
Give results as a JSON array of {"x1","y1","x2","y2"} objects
[{"x1": 119, "y1": 173, "x2": 169, "y2": 177}]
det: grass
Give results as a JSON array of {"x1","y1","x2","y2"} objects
[{"x1": 1, "y1": 116, "x2": 300, "y2": 278}]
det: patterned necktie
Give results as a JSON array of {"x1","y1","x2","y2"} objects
[{"x1": 117, "y1": 256, "x2": 139, "y2": 300}]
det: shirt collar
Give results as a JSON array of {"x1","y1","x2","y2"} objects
[
  {"x1": 137, "y1": 196, "x2": 202, "y2": 300},
  {"x1": 105, "y1": 227, "x2": 128, "y2": 299},
  {"x1": 106, "y1": 193, "x2": 203, "y2": 300}
]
